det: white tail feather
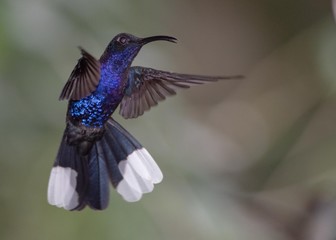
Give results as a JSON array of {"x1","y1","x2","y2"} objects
[
  {"x1": 47, "y1": 166, "x2": 79, "y2": 210},
  {"x1": 116, "y1": 148, "x2": 162, "y2": 202}
]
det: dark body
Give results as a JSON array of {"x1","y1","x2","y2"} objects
[{"x1": 47, "y1": 33, "x2": 242, "y2": 211}]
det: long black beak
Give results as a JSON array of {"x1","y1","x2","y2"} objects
[{"x1": 140, "y1": 35, "x2": 177, "y2": 45}]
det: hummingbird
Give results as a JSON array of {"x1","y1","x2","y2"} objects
[{"x1": 47, "y1": 33, "x2": 242, "y2": 211}]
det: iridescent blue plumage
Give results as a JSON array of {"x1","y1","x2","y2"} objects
[
  {"x1": 70, "y1": 94, "x2": 113, "y2": 127},
  {"x1": 69, "y1": 70, "x2": 124, "y2": 127},
  {"x1": 48, "y1": 32, "x2": 242, "y2": 211},
  {"x1": 69, "y1": 36, "x2": 142, "y2": 127}
]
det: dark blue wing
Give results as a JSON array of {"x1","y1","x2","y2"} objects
[
  {"x1": 119, "y1": 66, "x2": 242, "y2": 119},
  {"x1": 59, "y1": 47, "x2": 101, "y2": 101}
]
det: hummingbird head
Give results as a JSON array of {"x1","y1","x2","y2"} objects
[{"x1": 100, "y1": 33, "x2": 177, "y2": 72}]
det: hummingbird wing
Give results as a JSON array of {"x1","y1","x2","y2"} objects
[
  {"x1": 59, "y1": 47, "x2": 101, "y2": 101},
  {"x1": 119, "y1": 66, "x2": 242, "y2": 119}
]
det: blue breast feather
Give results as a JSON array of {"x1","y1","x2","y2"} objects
[{"x1": 69, "y1": 64, "x2": 126, "y2": 127}]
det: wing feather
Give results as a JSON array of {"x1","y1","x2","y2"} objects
[
  {"x1": 119, "y1": 66, "x2": 242, "y2": 119},
  {"x1": 59, "y1": 47, "x2": 101, "y2": 101}
]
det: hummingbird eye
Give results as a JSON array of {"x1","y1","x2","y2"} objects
[{"x1": 117, "y1": 36, "x2": 128, "y2": 45}]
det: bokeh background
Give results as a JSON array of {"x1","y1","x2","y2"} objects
[{"x1": 1, "y1": 0, "x2": 336, "y2": 239}]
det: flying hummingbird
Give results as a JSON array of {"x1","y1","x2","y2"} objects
[{"x1": 47, "y1": 33, "x2": 242, "y2": 210}]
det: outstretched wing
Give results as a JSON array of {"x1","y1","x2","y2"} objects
[
  {"x1": 59, "y1": 47, "x2": 101, "y2": 101},
  {"x1": 119, "y1": 66, "x2": 242, "y2": 119}
]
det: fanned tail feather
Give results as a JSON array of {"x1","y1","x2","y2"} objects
[
  {"x1": 102, "y1": 119, "x2": 163, "y2": 202},
  {"x1": 86, "y1": 144, "x2": 110, "y2": 210},
  {"x1": 47, "y1": 119, "x2": 162, "y2": 210},
  {"x1": 47, "y1": 133, "x2": 88, "y2": 210}
]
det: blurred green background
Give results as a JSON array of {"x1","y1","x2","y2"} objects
[{"x1": 1, "y1": 0, "x2": 336, "y2": 239}]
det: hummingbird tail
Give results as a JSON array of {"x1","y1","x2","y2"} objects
[
  {"x1": 47, "y1": 119, "x2": 163, "y2": 210},
  {"x1": 98, "y1": 119, "x2": 163, "y2": 202},
  {"x1": 47, "y1": 132, "x2": 88, "y2": 210}
]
